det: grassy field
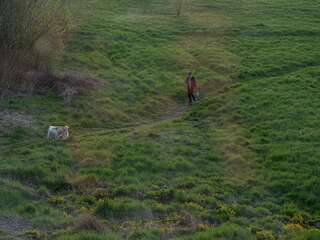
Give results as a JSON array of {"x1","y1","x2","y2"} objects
[{"x1": 1, "y1": 0, "x2": 320, "y2": 239}]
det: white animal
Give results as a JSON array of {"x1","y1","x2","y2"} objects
[{"x1": 47, "y1": 126, "x2": 70, "y2": 140}]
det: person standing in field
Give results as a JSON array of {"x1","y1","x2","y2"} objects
[{"x1": 186, "y1": 71, "x2": 197, "y2": 104}]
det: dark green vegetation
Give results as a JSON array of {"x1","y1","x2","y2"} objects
[{"x1": 1, "y1": 0, "x2": 320, "y2": 239}]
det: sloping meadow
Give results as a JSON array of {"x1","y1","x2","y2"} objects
[{"x1": 0, "y1": 0, "x2": 320, "y2": 239}]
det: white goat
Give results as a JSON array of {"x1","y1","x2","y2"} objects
[{"x1": 47, "y1": 126, "x2": 69, "y2": 140}]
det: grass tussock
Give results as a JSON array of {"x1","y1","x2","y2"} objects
[{"x1": 73, "y1": 213, "x2": 104, "y2": 233}]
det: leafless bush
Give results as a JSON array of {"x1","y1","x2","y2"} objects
[
  {"x1": 64, "y1": 172, "x2": 102, "y2": 192},
  {"x1": 0, "y1": 0, "x2": 70, "y2": 93},
  {"x1": 174, "y1": 0, "x2": 190, "y2": 16},
  {"x1": 73, "y1": 213, "x2": 104, "y2": 233},
  {"x1": 60, "y1": 86, "x2": 78, "y2": 106},
  {"x1": 20, "y1": 71, "x2": 104, "y2": 105},
  {"x1": 57, "y1": 72, "x2": 105, "y2": 97},
  {"x1": 57, "y1": 73, "x2": 104, "y2": 106}
]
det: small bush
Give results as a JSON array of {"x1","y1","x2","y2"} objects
[
  {"x1": 78, "y1": 195, "x2": 96, "y2": 207},
  {"x1": 203, "y1": 205, "x2": 235, "y2": 225},
  {"x1": 17, "y1": 203, "x2": 36, "y2": 216},
  {"x1": 93, "y1": 188, "x2": 108, "y2": 200},
  {"x1": 173, "y1": 0, "x2": 190, "y2": 17},
  {"x1": 283, "y1": 224, "x2": 304, "y2": 232},
  {"x1": 38, "y1": 186, "x2": 50, "y2": 197},
  {"x1": 256, "y1": 230, "x2": 275, "y2": 240},
  {"x1": 147, "y1": 189, "x2": 175, "y2": 203},
  {"x1": 95, "y1": 199, "x2": 152, "y2": 220},
  {"x1": 176, "y1": 212, "x2": 198, "y2": 229},
  {"x1": 73, "y1": 213, "x2": 104, "y2": 233},
  {"x1": 31, "y1": 71, "x2": 104, "y2": 104},
  {"x1": 24, "y1": 229, "x2": 46, "y2": 240},
  {"x1": 65, "y1": 173, "x2": 99, "y2": 192},
  {"x1": 44, "y1": 175, "x2": 72, "y2": 192},
  {"x1": 48, "y1": 196, "x2": 65, "y2": 205}
]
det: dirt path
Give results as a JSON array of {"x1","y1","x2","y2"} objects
[
  {"x1": 75, "y1": 100, "x2": 190, "y2": 139},
  {"x1": 75, "y1": 76, "x2": 255, "y2": 187},
  {"x1": 76, "y1": 77, "x2": 230, "y2": 135}
]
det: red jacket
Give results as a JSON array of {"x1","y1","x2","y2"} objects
[{"x1": 186, "y1": 76, "x2": 196, "y2": 94}]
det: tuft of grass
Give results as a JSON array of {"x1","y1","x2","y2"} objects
[
  {"x1": 95, "y1": 199, "x2": 152, "y2": 221},
  {"x1": 73, "y1": 213, "x2": 104, "y2": 233}
]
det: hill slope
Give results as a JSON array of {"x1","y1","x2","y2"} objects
[{"x1": 0, "y1": 0, "x2": 320, "y2": 239}]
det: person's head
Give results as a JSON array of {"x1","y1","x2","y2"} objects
[{"x1": 188, "y1": 71, "x2": 192, "y2": 77}]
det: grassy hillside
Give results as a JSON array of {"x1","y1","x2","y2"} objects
[{"x1": 1, "y1": 0, "x2": 320, "y2": 239}]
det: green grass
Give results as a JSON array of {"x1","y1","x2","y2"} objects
[{"x1": 1, "y1": 0, "x2": 320, "y2": 239}]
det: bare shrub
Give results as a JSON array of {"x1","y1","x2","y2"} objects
[
  {"x1": 177, "y1": 212, "x2": 198, "y2": 229},
  {"x1": 174, "y1": 0, "x2": 190, "y2": 16},
  {"x1": 60, "y1": 86, "x2": 78, "y2": 106},
  {"x1": 57, "y1": 72, "x2": 104, "y2": 106},
  {"x1": 0, "y1": 0, "x2": 70, "y2": 93},
  {"x1": 57, "y1": 72, "x2": 105, "y2": 96},
  {"x1": 65, "y1": 173, "x2": 100, "y2": 192},
  {"x1": 73, "y1": 213, "x2": 104, "y2": 233},
  {"x1": 26, "y1": 71, "x2": 104, "y2": 105}
]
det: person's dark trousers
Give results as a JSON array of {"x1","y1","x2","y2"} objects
[{"x1": 188, "y1": 92, "x2": 196, "y2": 104}]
